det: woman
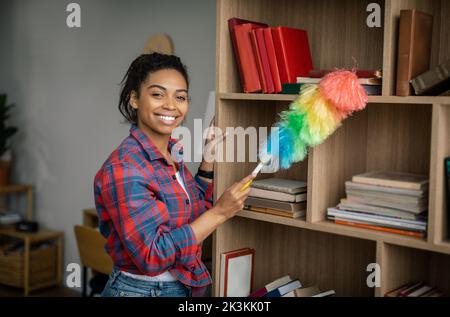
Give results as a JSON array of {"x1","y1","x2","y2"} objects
[{"x1": 94, "y1": 53, "x2": 253, "y2": 297}]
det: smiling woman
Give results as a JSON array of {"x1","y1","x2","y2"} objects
[{"x1": 94, "y1": 53, "x2": 254, "y2": 297}]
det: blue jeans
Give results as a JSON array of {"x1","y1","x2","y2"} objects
[{"x1": 101, "y1": 268, "x2": 192, "y2": 297}]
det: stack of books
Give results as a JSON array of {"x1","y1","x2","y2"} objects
[
  {"x1": 294, "y1": 69, "x2": 383, "y2": 95},
  {"x1": 249, "y1": 275, "x2": 335, "y2": 297},
  {"x1": 0, "y1": 211, "x2": 22, "y2": 226},
  {"x1": 229, "y1": 18, "x2": 313, "y2": 94},
  {"x1": 385, "y1": 282, "x2": 445, "y2": 297},
  {"x1": 327, "y1": 171, "x2": 429, "y2": 238},
  {"x1": 244, "y1": 177, "x2": 307, "y2": 219}
]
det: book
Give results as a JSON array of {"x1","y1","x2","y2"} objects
[
  {"x1": 220, "y1": 248, "x2": 255, "y2": 297},
  {"x1": 271, "y1": 26, "x2": 313, "y2": 84},
  {"x1": 362, "y1": 84, "x2": 382, "y2": 96},
  {"x1": 346, "y1": 189, "x2": 426, "y2": 206},
  {"x1": 263, "y1": 28, "x2": 282, "y2": 93},
  {"x1": 396, "y1": 9, "x2": 433, "y2": 96},
  {"x1": 230, "y1": 20, "x2": 268, "y2": 93},
  {"x1": 327, "y1": 208, "x2": 427, "y2": 231},
  {"x1": 352, "y1": 171, "x2": 429, "y2": 191},
  {"x1": 246, "y1": 206, "x2": 306, "y2": 219},
  {"x1": 296, "y1": 77, "x2": 382, "y2": 86},
  {"x1": 345, "y1": 181, "x2": 426, "y2": 198},
  {"x1": 334, "y1": 219, "x2": 425, "y2": 238},
  {"x1": 249, "y1": 275, "x2": 292, "y2": 297},
  {"x1": 411, "y1": 58, "x2": 450, "y2": 95},
  {"x1": 245, "y1": 196, "x2": 307, "y2": 212},
  {"x1": 339, "y1": 198, "x2": 424, "y2": 221},
  {"x1": 250, "y1": 177, "x2": 307, "y2": 194},
  {"x1": 312, "y1": 290, "x2": 336, "y2": 297},
  {"x1": 308, "y1": 69, "x2": 382, "y2": 79},
  {"x1": 384, "y1": 283, "x2": 415, "y2": 297},
  {"x1": 249, "y1": 188, "x2": 307, "y2": 203},
  {"x1": 252, "y1": 28, "x2": 275, "y2": 93},
  {"x1": 263, "y1": 279, "x2": 302, "y2": 297},
  {"x1": 281, "y1": 83, "x2": 303, "y2": 94},
  {"x1": 398, "y1": 282, "x2": 425, "y2": 297},
  {"x1": 345, "y1": 195, "x2": 427, "y2": 214},
  {"x1": 282, "y1": 286, "x2": 322, "y2": 297},
  {"x1": 407, "y1": 285, "x2": 434, "y2": 297}
]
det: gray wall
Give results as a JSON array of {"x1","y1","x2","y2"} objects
[{"x1": 0, "y1": 0, "x2": 216, "y2": 288}]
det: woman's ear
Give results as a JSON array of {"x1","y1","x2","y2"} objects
[{"x1": 130, "y1": 90, "x2": 139, "y2": 109}]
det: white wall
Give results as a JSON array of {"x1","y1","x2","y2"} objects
[{"x1": 0, "y1": 0, "x2": 216, "y2": 288}]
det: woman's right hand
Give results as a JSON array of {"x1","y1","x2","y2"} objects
[{"x1": 212, "y1": 174, "x2": 255, "y2": 222}]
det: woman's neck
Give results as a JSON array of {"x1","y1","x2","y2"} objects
[{"x1": 137, "y1": 122, "x2": 171, "y2": 157}]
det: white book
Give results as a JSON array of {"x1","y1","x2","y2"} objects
[
  {"x1": 407, "y1": 285, "x2": 433, "y2": 297},
  {"x1": 345, "y1": 181, "x2": 426, "y2": 198},
  {"x1": 220, "y1": 248, "x2": 254, "y2": 297},
  {"x1": 249, "y1": 188, "x2": 307, "y2": 203}
]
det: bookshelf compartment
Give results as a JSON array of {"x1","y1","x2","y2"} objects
[
  {"x1": 216, "y1": 0, "x2": 385, "y2": 94},
  {"x1": 214, "y1": 217, "x2": 376, "y2": 297},
  {"x1": 309, "y1": 103, "x2": 432, "y2": 224},
  {"x1": 383, "y1": 0, "x2": 450, "y2": 95},
  {"x1": 215, "y1": 99, "x2": 309, "y2": 201},
  {"x1": 380, "y1": 243, "x2": 450, "y2": 296}
]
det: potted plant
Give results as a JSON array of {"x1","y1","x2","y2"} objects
[{"x1": 0, "y1": 94, "x2": 18, "y2": 186}]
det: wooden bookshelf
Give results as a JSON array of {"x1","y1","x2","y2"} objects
[{"x1": 213, "y1": 0, "x2": 450, "y2": 297}]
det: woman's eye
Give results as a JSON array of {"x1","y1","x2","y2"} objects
[
  {"x1": 177, "y1": 96, "x2": 187, "y2": 101},
  {"x1": 152, "y1": 92, "x2": 163, "y2": 98}
]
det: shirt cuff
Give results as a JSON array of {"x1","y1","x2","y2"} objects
[
  {"x1": 169, "y1": 223, "x2": 200, "y2": 268},
  {"x1": 194, "y1": 173, "x2": 214, "y2": 196}
]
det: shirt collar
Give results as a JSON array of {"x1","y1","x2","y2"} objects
[{"x1": 130, "y1": 124, "x2": 183, "y2": 163}]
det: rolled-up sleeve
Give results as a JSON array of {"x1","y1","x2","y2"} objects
[
  {"x1": 194, "y1": 173, "x2": 214, "y2": 210},
  {"x1": 100, "y1": 162, "x2": 199, "y2": 274}
]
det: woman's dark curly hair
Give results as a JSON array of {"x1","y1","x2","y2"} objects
[{"x1": 118, "y1": 53, "x2": 189, "y2": 124}]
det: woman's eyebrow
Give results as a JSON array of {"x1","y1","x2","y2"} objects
[{"x1": 147, "y1": 84, "x2": 188, "y2": 94}]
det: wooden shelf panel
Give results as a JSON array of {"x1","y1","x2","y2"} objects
[{"x1": 219, "y1": 93, "x2": 450, "y2": 104}]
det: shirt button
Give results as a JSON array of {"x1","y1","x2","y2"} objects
[
  {"x1": 172, "y1": 175, "x2": 176, "y2": 180},
  {"x1": 185, "y1": 199, "x2": 190, "y2": 205}
]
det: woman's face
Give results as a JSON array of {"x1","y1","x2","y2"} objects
[{"x1": 130, "y1": 68, "x2": 189, "y2": 137}]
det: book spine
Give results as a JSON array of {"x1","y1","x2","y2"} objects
[
  {"x1": 264, "y1": 28, "x2": 282, "y2": 93},
  {"x1": 271, "y1": 27, "x2": 289, "y2": 84},
  {"x1": 250, "y1": 30, "x2": 268, "y2": 93}
]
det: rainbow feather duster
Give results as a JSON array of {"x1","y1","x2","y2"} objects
[{"x1": 261, "y1": 70, "x2": 368, "y2": 170}]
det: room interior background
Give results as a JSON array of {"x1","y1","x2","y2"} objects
[{"x1": 0, "y1": 0, "x2": 216, "y2": 289}]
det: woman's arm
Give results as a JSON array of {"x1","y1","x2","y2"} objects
[{"x1": 189, "y1": 174, "x2": 254, "y2": 243}]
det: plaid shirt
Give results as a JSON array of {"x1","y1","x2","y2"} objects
[{"x1": 94, "y1": 124, "x2": 213, "y2": 287}]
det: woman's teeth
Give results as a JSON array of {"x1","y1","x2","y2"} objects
[{"x1": 159, "y1": 115, "x2": 176, "y2": 122}]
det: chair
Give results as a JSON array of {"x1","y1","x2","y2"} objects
[{"x1": 74, "y1": 225, "x2": 113, "y2": 296}]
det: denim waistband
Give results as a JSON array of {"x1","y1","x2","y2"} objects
[{"x1": 111, "y1": 268, "x2": 186, "y2": 289}]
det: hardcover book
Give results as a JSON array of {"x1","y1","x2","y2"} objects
[
  {"x1": 219, "y1": 248, "x2": 255, "y2": 297},
  {"x1": 396, "y1": 9, "x2": 433, "y2": 96}
]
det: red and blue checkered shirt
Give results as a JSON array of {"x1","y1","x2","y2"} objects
[{"x1": 94, "y1": 124, "x2": 213, "y2": 287}]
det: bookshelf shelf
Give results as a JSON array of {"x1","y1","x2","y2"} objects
[
  {"x1": 213, "y1": 0, "x2": 450, "y2": 297},
  {"x1": 219, "y1": 93, "x2": 450, "y2": 105}
]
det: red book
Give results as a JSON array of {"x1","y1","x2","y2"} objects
[
  {"x1": 271, "y1": 26, "x2": 313, "y2": 84},
  {"x1": 263, "y1": 28, "x2": 282, "y2": 93},
  {"x1": 252, "y1": 28, "x2": 275, "y2": 93},
  {"x1": 228, "y1": 18, "x2": 268, "y2": 93},
  {"x1": 249, "y1": 30, "x2": 268, "y2": 93}
]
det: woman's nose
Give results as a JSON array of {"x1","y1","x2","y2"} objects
[{"x1": 163, "y1": 96, "x2": 177, "y2": 110}]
